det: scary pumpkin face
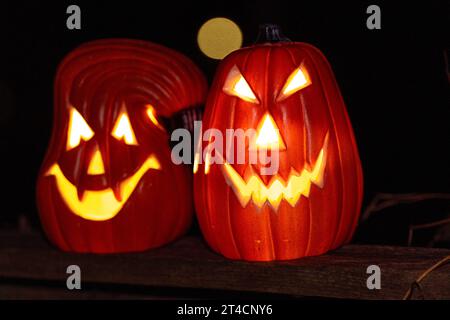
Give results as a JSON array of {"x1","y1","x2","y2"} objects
[
  {"x1": 37, "y1": 39, "x2": 207, "y2": 253},
  {"x1": 194, "y1": 26, "x2": 363, "y2": 261},
  {"x1": 47, "y1": 105, "x2": 164, "y2": 222}
]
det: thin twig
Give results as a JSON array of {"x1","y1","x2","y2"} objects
[
  {"x1": 407, "y1": 217, "x2": 450, "y2": 246},
  {"x1": 361, "y1": 193, "x2": 450, "y2": 222},
  {"x1": 403, "y1": 255, "x2": 450, "y2": 300}
]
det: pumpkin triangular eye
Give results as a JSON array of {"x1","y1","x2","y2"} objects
[
  {"x1": 223, "y1": 65, "x2": 259, "y2": 104},
  {"x1": 278, "y1": 66, "x2": 311, "y2": 101},
  {"x1": 111, "y1": 108, "x2": 138, "y2": 145},
  {"x1": 67, "y1": 108, "x2": 94, "y2": 150}
]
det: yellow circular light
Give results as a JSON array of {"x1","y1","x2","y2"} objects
[{"x1": 197, "y1": 17, "x2": 243, "y2": 60}]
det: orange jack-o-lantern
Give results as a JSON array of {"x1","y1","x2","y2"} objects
[
  {"x1": 194, "y1": 25, "x2": 363, "y2": 261},
  {"x1": 37, "y1": 39, "x2": 207, "y2": 253}
]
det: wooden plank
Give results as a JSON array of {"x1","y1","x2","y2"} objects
[
  {"x1": 0, "y1": 231, "x2": 449, "y2": 299},
  {"x1": 0, "y1": 283, "x2": 161, "y2": 300}
]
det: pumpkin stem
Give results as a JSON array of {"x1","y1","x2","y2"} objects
[{"x1": 255, "y1": 24, "x2": 291, "y2": 44}]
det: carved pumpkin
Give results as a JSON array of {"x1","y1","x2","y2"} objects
[
  {"x1": 194, "y1": 25, "x2": 363, "y2": 261},
  {"x1": 37, "y1": 39, "x2": 207, "y2": 253}
]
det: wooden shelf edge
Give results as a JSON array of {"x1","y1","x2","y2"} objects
[{"x1": 1, "y1": 231, "x2": 449, "y2": 299}]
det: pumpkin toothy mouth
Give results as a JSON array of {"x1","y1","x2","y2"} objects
[
  {"x1": 221, "y1": 136, "x2": 328, "y2": 210},
  {"x1": 45, "y1": 155, "x2": 161, "y2": 221}
]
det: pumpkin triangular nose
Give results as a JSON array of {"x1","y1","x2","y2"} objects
[
  {"x1": 87, "y1": 145, "x2": 105, "y2": 175},
  {"x1": 254, "y1": 113, "x2": 286, "y2": 150}
]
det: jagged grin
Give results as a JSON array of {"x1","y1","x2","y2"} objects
[
  {"x1": 221, "y1": 139, "x2": 328, "y2": 210},
  {"x1": 45, "y1": 155, "x2": 161, "y2": 221}
]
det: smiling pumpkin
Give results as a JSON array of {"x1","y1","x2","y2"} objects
[
  {"x1": 36, "y1": 39, "x2": 207, "y2": 253},
  {"x1": 45, "y1": 107, "x2": 162, "y2": 221},
  {"x1": 194, "y1": 25, "x2": 363, "y2": 261}
]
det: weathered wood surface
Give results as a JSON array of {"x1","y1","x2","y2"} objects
[{"x1": 0, "y1": 231, "x2": 449, "y2": 299}]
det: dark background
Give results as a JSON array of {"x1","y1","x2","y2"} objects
[{"x1": 0, "y1": 1, "x2": 449, "y2": 245}]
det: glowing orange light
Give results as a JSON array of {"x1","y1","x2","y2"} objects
[
  {"x1": 253, "y1": 113, "x2": 286, "y2": 151},
  {"x1": 87, "y1": 146, "x2": 105, "y2": 175},
  {"x1": 46, "y1": 155, "x2": 161, "y2": 221},
  {"x1": 223, "y1": 65, "x2": 259, "y2": 103},
  {"x1": 146, "y1": 104, "x2": 165, "y2": 131},
  {"x1": 278, "y1": 67, "x2": 311, "y2": 101},
  {"x1": 111, "y1": 110, "x2": 137, "y2": 145},
  {"x1": 222, "y1": 134, "x2": 328, "y2": 210},
  {"x1": 67, "y1": 108, "x2": 94, "y2": 150}
]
